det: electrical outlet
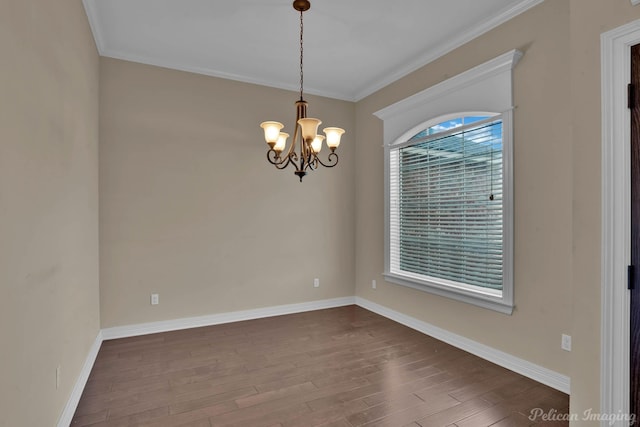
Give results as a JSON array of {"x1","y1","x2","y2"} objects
[
  {"x1": 151, "y1": 293, "x2": 159, "y2": 305},
  {"x1": 372, "y1": 279, "x2": 377, "y2": 289},
  {"x1": 56, "y1": 365, "x2": 61, "y2": 390},
  {"x1": 313, "y1": 278, "x2": 320, "y2": 288},
  {"x1": 561, "y1": 334, "x2": 572, "y2": 351}
]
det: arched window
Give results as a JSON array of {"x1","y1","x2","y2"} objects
[{"x1": 375, "y1": 51, "x2": 519, "y2": 313}]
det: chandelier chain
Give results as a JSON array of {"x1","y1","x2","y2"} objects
[{"x1": 299, "y1": 9, "x2": 304, "y2": 101}]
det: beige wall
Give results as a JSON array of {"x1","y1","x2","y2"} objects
[
  {"x1": 568, "y1": 0, "x2": 640, "y2": 420},
  {"x1": 98, "y1": 58, "x2": 356, "y2": 327},
  {"x1": 354, "y1": 0, "x2": 639, "y2": 419},
  {"x1": 0, "y1": 0, "x2": 100, "y2": 425},
  {"x1": 355, "y1": 0, "x2": 573, "y2": 376}
]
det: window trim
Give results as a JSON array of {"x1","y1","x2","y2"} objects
[{"x1": 375, "y1": 50, "x2": 521, "y2": 314}]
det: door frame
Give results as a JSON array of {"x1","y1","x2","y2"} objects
[{"x1": 601, "y1": 19, "x2": 640, "y2": 422}]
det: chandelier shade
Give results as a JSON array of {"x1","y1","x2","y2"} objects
[
  {"x1": 311, "y1": 135, "x2": 324, "y2": 154},
  {"x1": 297, "y1": 118, "x2": 322, "y2": 141},
  {"x1": 323, "y1": 127, "x2": 345, "y2": 150},
  {"x1": 274, "y1": 132, "x2": 289, "y2": 152},
  {"x1": 260, "y1": 121, "x2": 284, "y2": 146},
  {"x1": 259, "y1": 0, "x2": 345, "y2": 182}
]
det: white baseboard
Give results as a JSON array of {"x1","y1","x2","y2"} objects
[
  {"x1": 57, "y1": 330, "x2": 103, "y2": 427},
  {"x1": 101, "y1": 296, "x2": 356, "y2": 340},
  {"x1": 60, "y1": 294, "x2": 570, "y2": 426},
  {"x1": 355, "y1": 297, "x2": 570, "y2": 394},
  {"x1": 59, "y1": 297, "x2": 355, "y2": 425}
]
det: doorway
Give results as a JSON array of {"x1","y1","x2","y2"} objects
[
  {"x1": 601, "y1": 19, "x2": 640, "y2": 423},
  {"x1": 631, "y1": 41, "x2": 640, "y2": 418}
]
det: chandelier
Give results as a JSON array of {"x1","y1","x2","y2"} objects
[{"x1": 260, "y1": 0, "x2": 345, "y2": 182}]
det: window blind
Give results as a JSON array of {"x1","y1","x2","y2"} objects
[{"x1": 389, "y1": 119, "x2": 503, "y2": 292}]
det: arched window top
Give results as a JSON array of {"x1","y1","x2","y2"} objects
[
  {"x1": 407, "y1": 113, "x2": 499, "y2": 142},
  {"x1": 374, "y1": 50, "x2": 521, "y2": 147}
]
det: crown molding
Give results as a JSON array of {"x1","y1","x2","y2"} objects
[
  {"x1": 352, "y1": 0, "x2": 543, "y2": 101},
  {"x1": 82, "y1": 0, "x2": 106, "y2": 54},
  {"x1": 82, "y1": 0, "x2": 543, "y2": 102}
]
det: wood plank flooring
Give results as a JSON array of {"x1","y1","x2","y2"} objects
[{"x1": 70, "y1": 305, "x2": 569, "y2": 427}]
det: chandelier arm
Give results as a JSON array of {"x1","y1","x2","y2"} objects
[
  {"x1": 274, "y1": 156, "x2": 294, "y2": 170},
  {"x1": 267, "y1": 149, "x2": 293, "y2": 168},
  {"x1": 299, "y1": 146, "x2": 307, "y2": 172},
  {"x1": 312, "y1": 152, "x2": 339, "y2": 168},
  {"x1": 304, "y1": 155, "x2": 317, "y2": 171},
  {"x1": 302, "y1": 153, "x2": 311, "y2": 171},
  {"x1": 288, "y1": 123, "x2": 301, "y2": 160},
  {"x1": 302, "y1": 139, "x2": 311, "y2": 170},
  {"x1": 306, "y1": 148, "x2": 318, "y2": 171}
]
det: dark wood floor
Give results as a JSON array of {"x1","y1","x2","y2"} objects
[{"x1": 70, "y1": 305, "x2": 569, "y2": 427}]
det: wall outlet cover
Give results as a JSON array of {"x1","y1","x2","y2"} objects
[{"x1": 561, "y1": 334, "x2": 571, "y2": 352}]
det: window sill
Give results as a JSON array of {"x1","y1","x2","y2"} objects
[{"x1": 383, "y1": 272, "x2": 514, "y2": 315}]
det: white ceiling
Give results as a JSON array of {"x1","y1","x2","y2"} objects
[{"x1": 82, "y1": 0, "x2": 542, "y2": 102}]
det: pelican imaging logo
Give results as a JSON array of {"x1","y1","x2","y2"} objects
[{"x1": 528, "y1": 408, "x2": 636, "y2": 425}]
